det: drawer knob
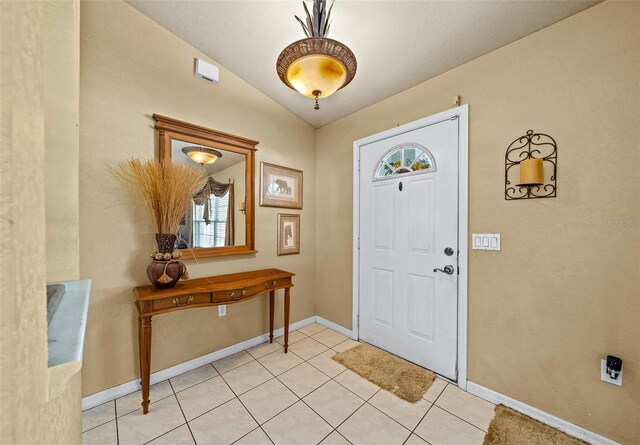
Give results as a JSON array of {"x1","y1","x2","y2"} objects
[
  {"x1": 264, "y1": 280, "x2": 278, "y2": 288},
  {"x1": 241, "y1": 290, "x2": 247, "y2": 296},
  {"x1": 172, "y1": 295, "x2": 194, "y2": 307}
]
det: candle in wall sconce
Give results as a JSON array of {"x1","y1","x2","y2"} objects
[
  {"x1": 505, "y1": 130, "x2": 557, "y2": 200},
  {"x1": 239, "y1": 200, "x2": 246, "y2": 214},
  {"x1": 518, "y1": 158, "x2": 544, "y2": 186}
]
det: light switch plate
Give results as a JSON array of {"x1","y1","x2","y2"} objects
[{"x1": 472, "y1": 234, "x2": 501, "y2": 251}]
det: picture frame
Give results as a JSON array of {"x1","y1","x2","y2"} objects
[
  {"x1": 260, "y1": 162, "x2": 303, "y2": 209},
  {"x1": 277, "y1": 214, "x2": 300, "y2": 255}
]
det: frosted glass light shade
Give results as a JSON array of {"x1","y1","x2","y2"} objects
[
  {"x1": 286, "y1": 54, "x2": 347, "y2": 98},
  {"x1": 276, "y1": 37, "x2": 357, "y2": 104},
  {"x1": 181, "y1": 146, "x2": 222, "y2": 165}
]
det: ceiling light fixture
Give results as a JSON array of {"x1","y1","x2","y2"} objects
[
  {"x1": 276, "y1": 0, "x2": 357, "y2": 110},
  {"x1": 181, "y1": 146, "x2": 222, "y2": 165}
]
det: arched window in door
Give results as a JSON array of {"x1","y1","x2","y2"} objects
[{"x1": 373, "y1": 143, "x2": 436, "y2": 180}]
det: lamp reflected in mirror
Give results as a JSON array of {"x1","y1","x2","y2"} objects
[{"x1": 181, "y1": 145, "x2": 222, "y2": 165}]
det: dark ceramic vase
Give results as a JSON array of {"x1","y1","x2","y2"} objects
[
  {"x1": 147, "y1": 233, "x2": 183, "y2": 289},
  {"x1": 146, "y1": 260, "x2": 185, "y2": 289}
]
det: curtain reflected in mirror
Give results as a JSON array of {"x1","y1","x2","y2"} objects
[{"x1": 172, "y1": 139, "x2": 246, "y2": 249}]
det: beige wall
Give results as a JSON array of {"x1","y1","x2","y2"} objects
[
  {"x1": 79, "y1": 1, "x2": 316, "y2": 396},
  {"x1": 1, "y1": 2, "x2": 82, "y2": 444},
  {"x1": 44, "y1": 0, "x2": 81, "y2": 283},
  {"x1": 316, "y1": 2, "x2": 639, "y2": 443}
]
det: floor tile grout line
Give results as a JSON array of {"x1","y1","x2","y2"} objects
[
  {"x1": 287, "y1": 344, "x2": 332, "y2": 363},
  {"x1": 297, "y1": 397, "x2": 340, "y2": 433},
  {"x1": 431, "y1": 383, "x2": 493, "y2": 432},
  {"x1": 243, "y1": 380, "x2": 302, "y2": 427},
  {"x1": 272, "y1": 363, "x2": 330, "y2": 400},
  {"x1": 182, "y1": 376, "x2": 241, "y2": 424},
  {"x1": 80, "y1": 412, "x2": 116, "y2": 435},
  {"x1": 246, "y1": 342, "x2": 285, "y2": 360},
  {"x1": 331, "y1": 369, "x2": 382, "y2": 403},
  {"x1": 171, "y1": 370, "x2": 220, "y2": 396},
  {"x1": 327, "y1": 388, "x2": 382, "y2": 438},
  {"x1": 362, "y1": 399, "x2": 413, "y2": 436},
  {"x1": 216, "y1": 364, "x2": 275, "y2": 439},
  {"x1": 367, "y1": 392, "x2": 433, "y2": 432},
  {"x1": 258, "y1": 425, "x2": 277, "y2": 445},
  {"x1": 296, "y1": 379, "x2": 357, "y2": 428},
  {"x1": 403, "y1": 396, "x2": 437, "y2": 445},
  {"x1": 257, "y1": 348, "x2": 306, "y2": 376},
  {"x1": 305, "y1": 356, "x2": 347, "y2": 380},
  {"x1": 141, "y1": 422, "x2": 189, "y2": 445},
  {"x1": 217, "y1": 357, "x2": 275, "y2": 396},
  {"x1": 229, "y1": 425, "x2": 273, "y2": 445},
  {"x1": 167, "y1": 380, "x2": 198, "y2": 445},
  {"x1": 431, "y1": 404, "x2": 489, "y2": 434},
  {"x1": 116, "y1": 386, "x2": 175, "y2": 419},
  {"x1": 213, "y1": 352, "x2": 257, "y2": 376}
]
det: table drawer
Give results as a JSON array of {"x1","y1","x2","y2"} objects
[
  {"x1": 152, "y1": 292, "x2": 211, "y2": 311},
  {"x1": 212, "y1": 278, "x2": 290, "y2": 304},
  {"x1": 213, "y1": 288, "x2": 249, "y2": 304}
]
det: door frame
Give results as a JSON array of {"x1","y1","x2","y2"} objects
[{"x1": 352, "y1": 104, "x2": 469, "y2": 390}]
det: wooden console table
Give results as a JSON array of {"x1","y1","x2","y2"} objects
[{"x1": 133, "y1": 268, "x2": 294, "y2": 414}]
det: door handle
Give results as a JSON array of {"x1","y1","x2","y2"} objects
[{"x1": 433, "y1": 265, "x2": 455, "y2": 275}]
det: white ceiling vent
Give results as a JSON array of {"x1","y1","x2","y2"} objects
[{"x1": 194, "y1": 59, "x2": 219, "y2": 84}]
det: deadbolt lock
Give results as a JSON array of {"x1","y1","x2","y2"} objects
[{"x1": 444, "y1": 247, "x2": 454, "y2": 256}]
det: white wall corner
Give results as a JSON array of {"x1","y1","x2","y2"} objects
[{"x1": 315, "y1": 316, "x2": 356, "y2": 339}]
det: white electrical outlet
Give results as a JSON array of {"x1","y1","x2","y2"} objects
[
  {"x1": 601, "y1": 359, "x2": 623, "y2": 386},
  {"x1": 218, "y1": 305, "x2": 227, "y2": 317}
]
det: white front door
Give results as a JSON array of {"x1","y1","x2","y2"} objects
[{"x1": 358, "y1": 116, "x2": 459, "y2": 379}]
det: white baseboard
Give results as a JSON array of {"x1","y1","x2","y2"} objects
[
  {"x1": 81, "y1": 316, "x2": 316, "y2": 411},
  {"x1": 315, "y1": 316, "x2": 355, "y2": 339},
  {"x1": 466, "y1": 381, "x2": 620, "y2": 445}
]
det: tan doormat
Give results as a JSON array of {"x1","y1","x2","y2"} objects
[
  {"x1": 331, "y1": 343, "x2": 435, "y2": 403},
  {"x1": 484, "y1": 405, "x2": 589, "y2": 445}
]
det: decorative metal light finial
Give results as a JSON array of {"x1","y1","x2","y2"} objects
[{"x1": 276, "y1": 0, "x2": 357, "y2": 110}]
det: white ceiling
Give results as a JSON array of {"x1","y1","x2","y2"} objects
[{"x1": 127, "y1": 0, "x2": 598, "y2": 128}]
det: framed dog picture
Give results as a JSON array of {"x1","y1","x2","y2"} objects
[
  {"x1": 277, "y1": 214, "x2": 300, "y2": 255},
  {"x1": 260, "y1": 162, "x2": 303, "y2": 209}
]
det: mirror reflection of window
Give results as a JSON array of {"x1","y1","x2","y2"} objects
[{"x1": 192, "y1": 192, "x2": 229, "y2": 248}]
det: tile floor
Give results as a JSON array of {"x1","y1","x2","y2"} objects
[{"x1": 82, "y1": 324, "x2": 496, "y2": 445}]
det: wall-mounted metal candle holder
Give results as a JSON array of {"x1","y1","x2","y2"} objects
[{"x1": 505, "y1": 129, "x2": 557, "y2": 200}]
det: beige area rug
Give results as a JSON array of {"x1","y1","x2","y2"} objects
[
  {"x1": 331, "y1": 343, "x2": 435, "y2": 403},
  {"x1": 484, "y1": 405, "x2": 589, "y2": 445}
]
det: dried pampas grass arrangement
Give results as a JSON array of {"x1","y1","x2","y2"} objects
[{"x1": 111, "y1": 159, "x2": 207, "y2": 235}]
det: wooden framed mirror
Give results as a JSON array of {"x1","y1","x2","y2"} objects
[{"x1": 153, "y1": 114, "x2": 258, "y2": 259}]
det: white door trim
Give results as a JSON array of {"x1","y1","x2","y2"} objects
[{"x1": 352, "y1": 104, "x2": 469, "y2": 390}]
